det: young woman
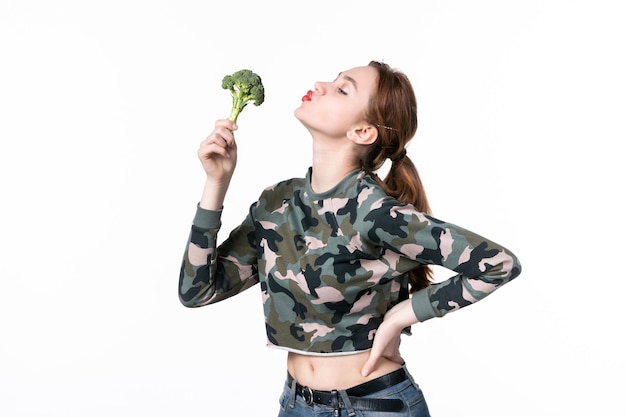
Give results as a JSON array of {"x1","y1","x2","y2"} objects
[{"x1": 179, "y1": 61, "x2": 522, "y2": 416}]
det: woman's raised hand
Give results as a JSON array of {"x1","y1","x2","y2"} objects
[
  {"x1": 198, "y1": 119, "x2": 238, "y2": 182},
  {"x1": 197, "y1": 119, "x2": 238, "y2": 210}
]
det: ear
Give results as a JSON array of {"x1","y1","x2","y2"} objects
[{"x1": 346, "y1": 124, "x2": 378, "y2": 145}]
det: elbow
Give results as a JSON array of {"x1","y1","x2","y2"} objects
[
  {"x1": 178, "y1": 286, "x2": 210, "y2": 308},
  {"x1": 179, "y1": 295, "x2": 199, "y2": 308},
  {"x1": 505, "y1": 252, "x2": 522, "y2": 282},
  {"x1": 513, "y1": 259, "x2": 522, "y2": 280},
  {"x1": 178, "y1": 264, "x2": 212, "y2": 308},
  {"x1": 485, "y1": 250, "x2": 522, "y2": 284}
]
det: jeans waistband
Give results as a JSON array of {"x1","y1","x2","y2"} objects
[{"x1": 286, "y1": 367, "x2": 408, "y2": 413}]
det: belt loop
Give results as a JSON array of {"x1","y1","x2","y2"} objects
[
  {"x1": 331, "y1": 390, "x2": 340, "y2": 417},
  {"x1": 338, "y1": 389, "x2": 356, "y2": 416},
  {"x1": 402, "y1": 364, "x2": 417, "y2": 387},
  {"x1": 288, "y1": 377, "x2": 297, "y2": 408}
]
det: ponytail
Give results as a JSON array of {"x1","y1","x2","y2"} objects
[{"x1": 363, "y1": 61, "x2": 433, "y2": 293}]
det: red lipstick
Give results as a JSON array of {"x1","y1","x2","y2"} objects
[{"x1": 302, "y1": 90, "x2": 313, "y2": 102}]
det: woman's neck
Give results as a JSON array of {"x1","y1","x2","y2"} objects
[{"x1": 310, "y1": 140, "x2": 359, "y2": 193}]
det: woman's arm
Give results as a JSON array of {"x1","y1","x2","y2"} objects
[
  {"x1": 178, "y1": 206, "x2": 258, "y2": 307},
  {"x1": 362, "y1": 202, "x2": 522, "y2": 376},
  {"x1": 178, "y1": 119, "x2": 258, "y2": 307},
  {"x1": 369, "y1": 203, "x2": 522, "y2": 321},
  {"x1": 407, "y1": 215, "x2": 522, "y2": 323}
]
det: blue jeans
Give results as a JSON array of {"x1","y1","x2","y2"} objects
[{"x1": 276, "y1": 366, "x2": 431, "y2": 417}]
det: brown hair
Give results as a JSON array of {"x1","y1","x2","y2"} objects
[{"x1": 362, "y1": 60, "x2": 432, "y2": 292}]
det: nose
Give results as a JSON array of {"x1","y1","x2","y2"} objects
[{"x1": 313, "y1": 81, "x2": 326, "y2": 94}]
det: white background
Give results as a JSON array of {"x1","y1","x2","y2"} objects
[{"x1": 1, "y1": 1, "x2": 624, "y2": 416}]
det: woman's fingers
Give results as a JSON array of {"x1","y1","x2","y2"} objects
[{"x1": 199, "y1": 120, "x2": 238, "y2": 159}]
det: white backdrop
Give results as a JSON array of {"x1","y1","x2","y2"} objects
[{"x1": 1, "y1": 1, "x2": 624, "y2": 416}]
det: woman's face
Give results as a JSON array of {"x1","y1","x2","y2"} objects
[{"x1": 294, "y1": 65, "x2": 378, "y2": 138}]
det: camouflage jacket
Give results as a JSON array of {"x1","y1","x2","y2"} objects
[{"x1": 179, "y1": 169, "x2": 521, "y2": 355}]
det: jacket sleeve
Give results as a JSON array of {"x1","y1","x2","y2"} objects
[
  {"x1": 178, "y1": 205, "x2": 259, "y2": 308},
  {"x1": 368, "y1": 201, "x2": 522, "y2": 322}
]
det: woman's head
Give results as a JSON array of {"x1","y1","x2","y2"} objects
[{"x1": 294, "y1": 65, "x2": 379, "y2": 140}]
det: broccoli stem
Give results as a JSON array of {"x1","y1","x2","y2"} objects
[
  {"x1": 228, "y1": 96, "x2": 248, "y2": 123},
  {"x1": 228, "y1": 106, "x2": 240, "y2": 123}
]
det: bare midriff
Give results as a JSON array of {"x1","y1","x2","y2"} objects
[{"x1": 287, "y1": 350, "x2": 404, "y2": 391}]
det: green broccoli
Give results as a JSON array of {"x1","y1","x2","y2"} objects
[{"x1": 221, "y1": 69, "x2": 265, "y2": 123}]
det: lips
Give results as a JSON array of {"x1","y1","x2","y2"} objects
[{"x1": 301, "y1": 90, "x2": 313, "y2": 102}]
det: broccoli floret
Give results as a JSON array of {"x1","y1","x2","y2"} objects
[{"x1": 221, "y1": 69, "x2": 265, "y2": 123}]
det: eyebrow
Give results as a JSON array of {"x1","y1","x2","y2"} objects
[{"x1": 337, "y1": 72, "x2": 358, "y2": 91}]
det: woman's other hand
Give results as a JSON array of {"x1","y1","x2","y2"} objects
[{"x1": 361, "y1": 299, "x2": 417, "y2": 377}]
